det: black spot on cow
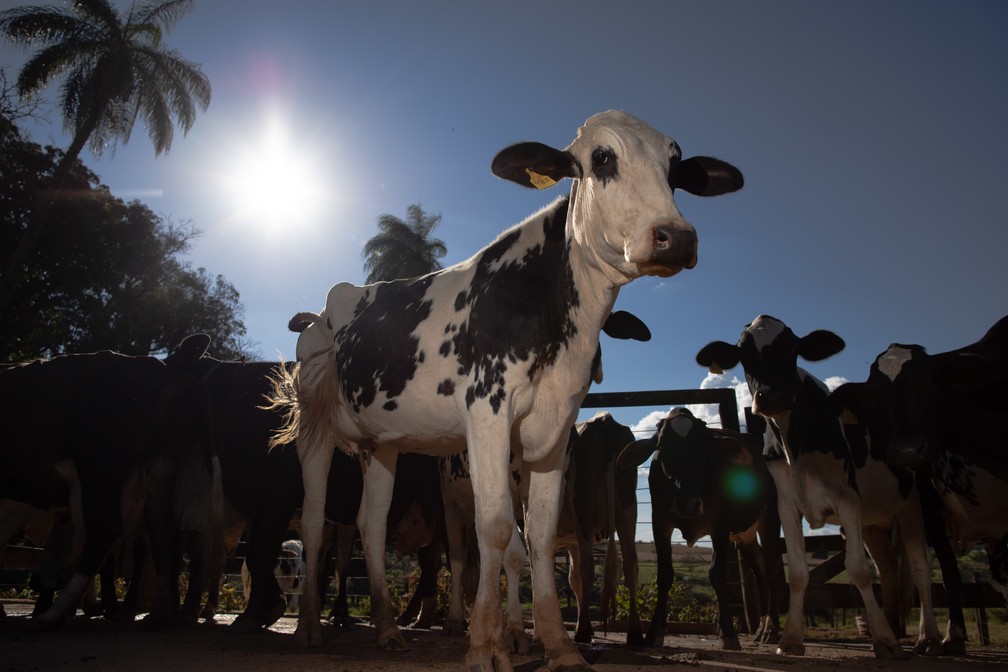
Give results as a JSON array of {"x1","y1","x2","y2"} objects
[
  {"x1": 336, "y1": 276, "x2": 434, "y2": 411},
  {"x1": 591, "y1": 146, "x2": 618, "y2": 185},
  {"x1": 450, "y1": 199, "x2": 579, "y2": 413},
  {"x1": 383, "y1": 401, "x2": 398, "y2": 411},
  {"x1": 439, "y1": 341, "x2": 451, "y2": 357},
  {"x1": 437, "y1": 379, "x2": 455, "y2": 396},
  {"x1": 454, "y1": 292, "x2": 467, "y2": 311}
]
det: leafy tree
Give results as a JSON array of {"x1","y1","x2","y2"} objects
[
  {"x1": 361, "y1": 203, "x2": 447, "y2": 283},
  {"x1": 0, "y1": 0, "x2": 211, "y2": 324},
  {"x1": 0, "y1": 120, "x2": 252, "y2": 362}
]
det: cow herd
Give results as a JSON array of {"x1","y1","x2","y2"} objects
[{"x1": 2, "y1": 111, "x2": 1006, "y2": 672}]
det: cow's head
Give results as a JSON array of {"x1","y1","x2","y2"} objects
[
  {"x1": 830, "y1": 343, "x2": 994, "y2": 468},
  {"x1": 696, "y1": 315, "x2": 845, "y2": 419},
  {"x1": 491, "y1": 110, "x2": 742, "y2": 280}
]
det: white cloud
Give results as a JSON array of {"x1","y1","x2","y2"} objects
[{"x1": 823, "y1": 375, "x2": 848, "y2": 392}]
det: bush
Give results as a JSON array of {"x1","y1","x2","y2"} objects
[{"x1": 615, "y1": 575, "x2": 717, "y2": 623}]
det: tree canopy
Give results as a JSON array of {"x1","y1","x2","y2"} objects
[
  {"x1": 361, "y1": 203, "x2": 447, "y2": 283},
  {"x1": 0, "y1": 120, "x2": 252, "y2": 362}
]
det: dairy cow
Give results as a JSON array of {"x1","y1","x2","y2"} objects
[
  {"x1": 696, "y1": 316, "x2": 943, "y2": 659},
  {"x1": 0, "y1": 350, "x2": 220, "y2": 628},
  {"x1": 617, "y1": 407, "x2": 784, "y2": 649},
  {"x1": 829, "y1": 314, "x2": 1008, "y2": 653},
  {"x1": 270, "y1": 110, "x2": 742, "y2": 671}
]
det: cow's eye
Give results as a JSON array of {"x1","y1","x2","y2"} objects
[{"x1": 591, "y1": 147, "x2": 618, "y2": 184}]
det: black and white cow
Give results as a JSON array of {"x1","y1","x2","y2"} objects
[
  {"x1": 829, "y1": 314, "x2": 1008, "y2": 652},
  {"x1": 617, "y1": 407, "x2": 784, "y2": 650},
  {"x1": 557, "y1": 411, "x2": 642, "y2": 646},
  {"x1": 269, "y1": 110, "x2": 742, "y2": 671},
  {"x1": 0, "y1": 350, "x2": 220, "y2": 628},
  {"x1": 695, "y1": 315, "x2": 943, "y2": 659}
]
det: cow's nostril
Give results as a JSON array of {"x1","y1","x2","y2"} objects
[{"x1": 654, "y1": 227, "x2": 672, "y2": 250}]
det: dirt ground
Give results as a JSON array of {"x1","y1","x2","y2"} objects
[{"x1": 3, "y1": 602, "x2": 1008, "y2": 672}]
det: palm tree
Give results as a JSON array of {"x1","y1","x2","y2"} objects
[
  {"x1": 0, "y1": 0, "x2": 211, "y2": 324},
  {"x1": 362, "y1": 204, "x2": 448, "y2": 283}
]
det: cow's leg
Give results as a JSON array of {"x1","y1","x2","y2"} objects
[
  {"x1": 441, "y1": 485, "x2": 469, "y2": 636},
  {"x1": 614, "y1": 490, "x2": 642, "y2": 646},
  {"x1": 357, "y1": 447, "x2": 405, "y2": 650},
  {"x1": 738, "y1": 540, "x2": 772, "y2": 643},
  {"x1": 294, "y1": 440, "x2": 334, "y2": 646},
  {"x1": 576, "y1": 531, "x2": 588, "y2": 644},
  {"x1": 646, "y1": 514, "x2": 674, "y2": 648},
  {"x1": 895, "y1": 495, "x2": 943, "y2": 656},
  {"x1": 710, "y1": 531, "x2": 740, "y2": 650},
  {"x1": 773, "y1": 486, "x2": 808, "y2": 656},
  {"x1": 836, "y1": 497, "x2": 906, "y2": 660},
  {"x1": 502, "y1": 520, "x2": 529, "y2": 653},
  {"x1": 328, "y1": 522, "x2": 357, "y2": 627},
  {"x1": 464, "y1": 429, "x2": 520, "y2": 672},
  {"x1": 863, "y1": 525, "x2": 901, "y2": 638},
  {"x1": 398, "y1": 539, "x2": 441, "y2": 629},
  {"x1": 524, "y1": 443, "x2": 589, "y2": 672}
]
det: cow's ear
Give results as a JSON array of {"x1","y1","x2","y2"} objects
[
  {"x1": 169, "y1": 333, "x2": 211, "y2": 362},
  {"x1": 696, "y1": 341, "x2": 740, "y2": 375},
  {"x1": 828, "y1": 382, "x2": 876, "y2": 423},
  {"x1": 603, "y1": 310, "x2": 651, "y2": 342},
  {"x1": 673, "y1": 156, "x2": 744, "y2": 197},
  {"x1": 798, "y1": 330, "x2": 845, "y2": 362},
  {"x1": 492, "y1": 142, "x2": 577, "y2": 189},
  {"x1": 616, "y1": 437, "x2": 657, "y2": 473}
]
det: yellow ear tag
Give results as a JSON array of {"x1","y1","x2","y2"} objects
[
  {"x1": 708, "y1": 364, "x2": 724, "y2": 375},
  {"x1": 525, "y1": 169, "x2": 557, "y2": 189},
  {"x1": 840, "y1": 408, "x2": 859, "y2": 425}
]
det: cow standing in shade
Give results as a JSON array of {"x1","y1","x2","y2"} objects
[
  {"x1": 0, "y1": 351, "x2": 220, "y2": 628},
  {"x1": 618, "y1": 407, "x2": 783, "y2": 649},
  {"x1": 829, "y1": 314, "x2": 1008, "y2": 653},
  {"x1": 696, "y1": 316, "x2": 944, "y2": 659},
  {"x1": 269, "y1": 110, "x2": 742, "y2": 672}
]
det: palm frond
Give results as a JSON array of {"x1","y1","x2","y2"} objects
[
  {"x1": 134, "y1": 0, "x2": 195, "y2": 33},
  {"x1": 0, "y1": 6, "x2": 82, "y2": 45}
]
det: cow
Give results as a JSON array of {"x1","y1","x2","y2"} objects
[
  {"x1": 165, "y1": 335, "x2": 443, "y2": 631},
  {"x1": 617, "y1": 407, "x2": 784, "y2": 650},
  {"x1": 557, "y1": 411, "x2": 642, "y2": 646},
  {"x1": 695, "y1": 315, "x2": 944, "y2": 659},
  {"x1": 828, "y1": 314, "x2": 1008, "y2": 653},
  {"x1": 0, "y1": 350, "x2": 220, "y2": 629},
  {"x1": 267, "y1": 110, "x2": 743, "y2": 671},
  {"x1": 436, "y1": 311, "x2": 650, "y2": 649}
]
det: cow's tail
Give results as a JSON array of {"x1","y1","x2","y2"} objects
[
  {"x1": 601, "y1": 535, "x2": 620, "y2": 634},
  {"x1": 263, "y1": 311, "x2": 341, "y2": 460}
]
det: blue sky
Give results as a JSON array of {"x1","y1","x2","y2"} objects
[{"x1": 4, "y1": 1, "x2": 1007, "y2": 540}]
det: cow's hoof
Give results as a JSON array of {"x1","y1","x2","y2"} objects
[
  {"x1": 721, "y1": 636, "x2": 741, "y2": 651},
  {"x1": 293, "y1": 621, "x2": 323, "y2": 647},
  {"x1": 775, "y1": 640, "x2": 805, "y2": 656},
  {"x1": 625, "y1": 629, "x2": 645, "y2": 647},
  {"x1": 27, "y1": 616, "x2": 64, "y2": 632},
  {"x1": 942, "y1": 636, "x2": 966, "y2": 656},
  {"x1": 572, "y1": 628, "x2": 593, "y2": 644},
  {"x1": 377, "y1": 626, "x2": 409, "y2": 651},
  {"x1": 504, "y1": 624, "x2": 529, "y2": 654},
  {"x1": 871, "y1": 640, "x2": 909, "y2": 660},
  {"x1": 545, "y1": 648, "x2": 593, "y2": 671},
  {"x1": 230, "y1": 613, "x2": 265, "y2": 632},
  {"x1": 913, "y1": 637, "x2": 944, "y2": 657},
  {"x1": 464, "y1": 648, "x2": 514, "y2": 672},
  {"x1": 442, "y1": 620, "x2": 467, "y2": 637}
]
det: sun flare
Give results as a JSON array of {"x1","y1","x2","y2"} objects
[{"x1": 220, "y1": 116, "x2": 328, "y2": 231}]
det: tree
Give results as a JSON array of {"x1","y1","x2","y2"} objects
[
  {"x1": 361, "y1": 204, "x2": 448, "y2": 283},
  {"x1": 0, "y1": 0, "x2": 211, "y2": 324},
  {"x1": 0, "y1": 120, "x2": 252, "y2": 362}
]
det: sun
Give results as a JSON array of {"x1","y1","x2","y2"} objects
[{"x1": 219, "y1": 116, "x2": 328, "y2": 232}]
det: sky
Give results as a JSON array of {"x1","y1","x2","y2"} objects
[{"x1": 3, "y1": 1, "x2": 1007, "y2": 541}]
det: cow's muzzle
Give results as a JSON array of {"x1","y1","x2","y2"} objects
[{"x1": 649, "y1": 226, "x2": 698, "y2": 275}]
